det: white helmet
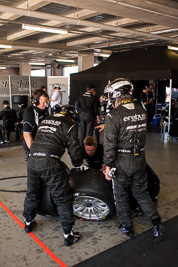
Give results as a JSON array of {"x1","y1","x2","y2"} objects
[{"x1": 104, "y1": 78, "x2": 134, "y2": 103}]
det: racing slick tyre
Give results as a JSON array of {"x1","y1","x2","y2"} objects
[{"x1": 36, "y1": 168, "x2": 115, "y2": 221}]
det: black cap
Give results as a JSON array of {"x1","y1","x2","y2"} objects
[
  {"x1": 3, "y1": 100, "x2": 9, "y2": 105},
  {"x1": 86, "y1": 84, "x2": 95, "y2": 90}
]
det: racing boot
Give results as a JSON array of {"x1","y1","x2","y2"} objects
[
  {"x1": 24, "y1": 220, "x2": 36, "y2": 233},
  {"x1": 153, "y1": 223, "x2": 165, "y2": 243},
  {"x1": 64, "y1": 231, "x2": 81, "y2": 247},
  {"x1": 119, "y1": 224, "x2": 133, "y2": 238}
]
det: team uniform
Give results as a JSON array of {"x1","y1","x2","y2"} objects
[
  {"x1": 23, "y1": 111, "x2": 83, "y2": 235},
  {"x1": 104, "y1": 99, "x2": 160, "y2": 228},
  {"x1": 103, "y1": 78, "x2": 164, "y2": 241}
]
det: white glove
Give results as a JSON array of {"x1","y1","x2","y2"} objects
[{"x1": 76, "y1": 164, "x2": 89, "y2": 172}]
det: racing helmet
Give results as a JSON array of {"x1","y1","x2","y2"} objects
[
  {"x1": 60, "y1": 105, "x2": 79, "y2": 121},
  {"x1": 104, "y1": 78, "x2": 134, "y2": 103}
]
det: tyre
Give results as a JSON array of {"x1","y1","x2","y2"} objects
[
  {"x1": 36, "y1": 168, "x2": 116, "y2": 220},
  {"x1": 36, "y1": 184, "x2": 58, "y2": 216},
  {"x1": 12, "y1": 95, "x2": 28, "y2": 104},
  {"x1": 69, "y1": 168, "x2": 115, "y2": 221}
]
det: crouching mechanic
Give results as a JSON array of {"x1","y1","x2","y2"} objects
[
  {"x1": 23, "y1": 105, "x2": 88, "y2": 247},
  {"x1": 83, "y1": 136, "x2": 106, "y2": 171},
  {"x1": 103, "y1": 78, "x2": 164, "y2": 242}
]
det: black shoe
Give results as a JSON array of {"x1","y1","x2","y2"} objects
[
  {"x1": 64, "y1": 232, "x2": 81, "y2": 247},
  {"x1": 153, "y1": 223, "x2": 165, "y2": 243},
  {"x1": 0, "y1": 140, "x2": 4, "y2": 144},
  {"x1": 25, "y1": 220, "x2": 36, "y2": 233},
  {"x1": 119, "y1": 225, "x2": 133, "y2": 238}
]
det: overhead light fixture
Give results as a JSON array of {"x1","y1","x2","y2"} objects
[
  {"x1": 100, "y1": 54, "x2": 110, "y2": 57},
  {"x1": 22, "y1": 24, "x2": 68, "y2": 35},
  {"x1": 152, "y1": 28, "x2": 178, "y2": 34},
  {"x1": 94, "y1": 53, "x2": 110, "y2": 57},
  {"x1": 56, "y1": 59, "x2": 75, "y2": 63},
  {"x1": 168, "y1": 45, "x2": 178, "y2": 51},
  {"x1": 29, "y1": 62, "x2": 45, "y2": 66},
  {"x1": 0, "y1": 44, "x2": 12, "y2": 49},
  {"x1": 0, "y1": 67, "x2": 6, "y2": 69}
]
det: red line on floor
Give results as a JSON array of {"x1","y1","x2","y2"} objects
[{"x1": 0, "y1": 201, "x2": 68, "y2": 267}]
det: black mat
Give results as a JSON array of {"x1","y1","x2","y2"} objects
[{"x1": 73, "y1": 216, "x2": 178, "y2": 267}]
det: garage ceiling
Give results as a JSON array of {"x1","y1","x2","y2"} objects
[{"x1": 0, "y1": 0, "x2": 178, "y2": 67}]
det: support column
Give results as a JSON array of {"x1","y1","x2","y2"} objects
[
  {"x1": 78, "y1": 54, "x2": 94, "y2": 72},
  {"x1": 51, "y1": 63, "x2": 63, "y2": 76},
  {"x1": 19, "y1": 63, "x2": 31, "y2": 76}
]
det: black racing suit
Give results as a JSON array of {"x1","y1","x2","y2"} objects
[
  {"x1": 23, "y1": 113, "x2": 83, "y2": 234},
  {"x1": 77, "y1": 91, "x2": 98, "y2": 146},
  {"x1": 104, "y1": 99, "x2": 160, "y2": 228}
]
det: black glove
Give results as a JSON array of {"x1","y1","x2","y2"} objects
[{"x1": 75, "y1": 164, "x2": 89, "y2": 173}]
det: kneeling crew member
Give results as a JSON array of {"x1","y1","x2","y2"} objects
[
  {"x1": 83, "y1": 136, "x2": 106, "y2": 171},
  {"x1": 23, "y1": 105, "x2": 88, "y2": 247}
]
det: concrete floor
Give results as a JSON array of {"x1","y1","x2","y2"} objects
[{"x1": 0, "y1": 130, "x2": 178, "y2": 267}]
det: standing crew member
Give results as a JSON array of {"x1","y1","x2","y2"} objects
[
  {"x1": 103, "y1": 78, "x2": 164, "y2": 242},
  {"x1": 23, "y1": 89, "x2": 49, "y2": 153},
  {"x1": 77, "y1": 84, "x2": 98, "y2": 146},
  {"x1": 23, "y1": 105, "x2": 88, "y2": 246},
  {"x1": 50, "y1": 85, "x2": 62, "y2": 114},
  {"x1": 0, "y1": 100, "x2": 17, "y2": 143}
]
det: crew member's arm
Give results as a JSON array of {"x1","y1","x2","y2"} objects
[
  {"x1": 103, "y1": 113, "x2": 118, "y2": 181},
  {"x1": 144, "y1": 98, "x2": 153, "y2": 106},
  {"x1": 23, "y1": 132, "x2": 33, "y2": 149},
  {"x1": 22, "y1": 107, "x2": 35, "y2": 150},
  {"x1": 66, "y1": 123, "x2": 84, "y2": 167}
]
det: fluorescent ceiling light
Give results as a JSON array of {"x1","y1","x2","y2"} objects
[
  {"x1": 56, "y1": 59, "x2": 75, "y2": 63},
  {"x1": 168, "y1": 45, "x2": 178, "y2": 51},
  {"x1": 0, "y1": 44, "x2": 12, "y2": 49},
  {"x1": 152, "y1": 28, "x2": 178, "y2": 34},
  {"x1": 29, "y1": 62, "x2": 45, "y2": 65},
  {"x1": 100, "y1": 54, "x2": 110, "y2": 57},
  {"x1": 0, "y1": 67, "x2": 6, "y2": 69},
  {"x1": 22, "y1": 24, "x2": 68, "y2": 35},
  {"x1": 94, "y1": 53, "x2": 110, "y2": 57}
]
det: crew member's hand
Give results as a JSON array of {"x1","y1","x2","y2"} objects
[
  {"x1": 94, "y1": 123, "x2": 105, "y2": 132},
  {"x1": 76, "y1": 164, "x2": 89, "y2": 173},
  {"x1": 103, "y1": 166, "x2": 112, "y2": 181}
]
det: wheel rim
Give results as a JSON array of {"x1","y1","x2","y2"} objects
[{"x1": 73, "y1": 195, "x2": 110, "y2": 220}]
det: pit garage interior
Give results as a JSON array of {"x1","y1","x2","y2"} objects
[
  {"x1": 1, "y1": 132, "x2": 178, "y2": 267},
  {"x1": 0, "y1": 1, "x2": 178, "y2": 267}
]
